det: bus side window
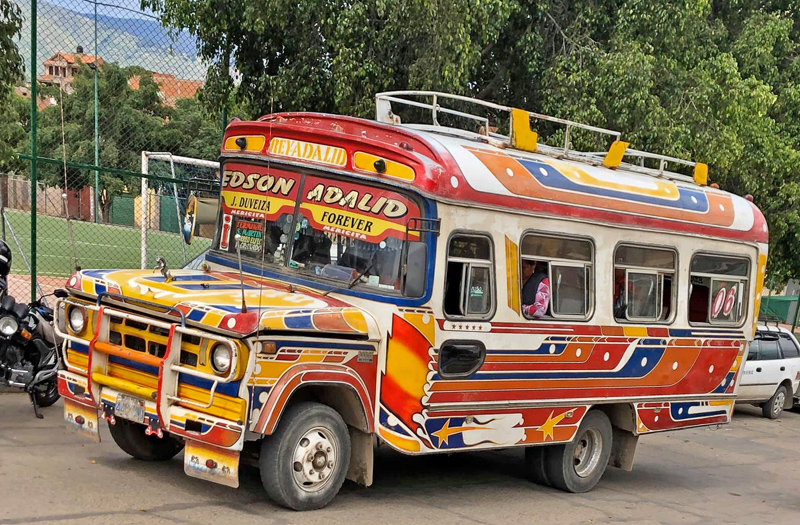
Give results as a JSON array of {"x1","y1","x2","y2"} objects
[
  {"x1": 688, "y1": 254, "x2": 750, "y2": 326},
  {"x1": 520, "y1": 233, "x2": 593, "y2": 320},
  {"x1": 443, "y1": 233, "x2": 494, "y2": 319},
  {"x1": 613, "y1": 244, "x2": 676, "y2": 323}
]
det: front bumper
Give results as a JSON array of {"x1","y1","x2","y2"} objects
[{"x1": 56, "y1": 298, "x2": 247, "y2": 486}]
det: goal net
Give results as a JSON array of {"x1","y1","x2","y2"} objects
[{"x1": 141, "y1": 152, "x2": 220, "y2": 270}]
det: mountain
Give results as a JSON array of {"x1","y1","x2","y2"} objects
[{"x1": 17, "y1": 0, "x2": 206, "y2": 81}]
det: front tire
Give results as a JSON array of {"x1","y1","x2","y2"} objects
[
  {"x1": 107, "y1": 419, "x2": 184, "y2": 461},
  {"x1": 260, "y1": 402, "x2": 350, "y2": 511},
  {"x1": 544, "y1": 410, "x2": 612, "y2": 493},
  {"x1": 33, "y1": 379, "x2": 60, "y2": 407},
  {"x1": 762, "y1": 385, "x2": 788, "y2": 419}
]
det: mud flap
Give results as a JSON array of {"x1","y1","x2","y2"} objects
[
  {"x1": 64, "y1": 398, "x2": 100, "y2": 442},
  {"x1": 184, "y1": 440, "x2": 240, "y2": 488}
]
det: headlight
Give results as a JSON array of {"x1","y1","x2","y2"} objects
[
  {"x1": 68, "y1": 306, "x2": 86, "y2": 334},
  {"x1": 0, "y1": 316, "x2": 18, "y2": 336},
  {"x1": 210, "y1": 343, "x2": 232, "y2": 374}
]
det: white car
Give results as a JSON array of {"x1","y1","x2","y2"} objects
[{"x1": 737, "y1": 325, "x2": 800, "y2": 419}]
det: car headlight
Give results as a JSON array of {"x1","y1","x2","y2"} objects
[
  {"x1": 0, "y1": 316, "x2": 18, "y2": 336},
  {"x1": 68, "y1": 306, "x2": 86, "y2": 334},
  {"x1": 210, "y1": 343, "x2": 232, "y2": 374}
]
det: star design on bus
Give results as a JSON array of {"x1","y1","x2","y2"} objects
[{"x1": 538, "y1": 411, "x2": 568, "y2": 442}]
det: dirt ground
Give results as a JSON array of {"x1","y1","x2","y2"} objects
[{"x1": 1, "y1": 394, "x2": 799, "y2": 524}]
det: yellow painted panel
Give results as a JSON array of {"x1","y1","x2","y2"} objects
[
  {"x1": 353, "y1": 151, "x2": 415, "y2": 181},
  {"x1": 623, "y1": 326, "x2": 648, "y2": 338},
  {"x1": 177, "y1": 384, "x2": 247, "y2": 422},
  {"x1": 505, "y1": 236, "x2": 520, "y2": 314},
  {"x1": 402, "y1": 313, "x2": 435, "y2": 345},
  {"x1": 223, "y1": 135, "x2": 266, "y2": 152}
]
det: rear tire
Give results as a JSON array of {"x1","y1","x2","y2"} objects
[
  {"x1": 107, "y1": 419, "x2": 184, "y2": 461},
  {"x1": 544, "y1": 410, "x2": 612, "y2": 493},
  {"x1": 762, "y1": 385, "x2": 788, "y2": 419},
  {"x1": 260, "y1": 402, "x2": 350, "y2": 511},
  {"x1": 524, "y1": 446, "x2": 551, "y2": 486}
]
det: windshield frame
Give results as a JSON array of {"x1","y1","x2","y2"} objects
[{"x1": 207, "y1": 157, "x2": 436, "y2": 304}]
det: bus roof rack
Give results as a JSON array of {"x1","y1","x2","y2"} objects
[{"x1": 375, "y1": 91, "x2": 709, "y2": 186}]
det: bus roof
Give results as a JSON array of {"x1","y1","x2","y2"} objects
[{"x1": 223, "y1": 107, "x2": 768, "y2": 245}]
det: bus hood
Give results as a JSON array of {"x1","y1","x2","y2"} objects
[{"x1": 65, "y1": 268, "x2": 380, "y2": 339}]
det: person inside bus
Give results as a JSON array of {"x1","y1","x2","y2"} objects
[
  {"x1": 521, "y1": 260, "x2": 550, "y2": 318},
  {"x1": 613, "y1": 268, "x2": 627, "y2": 319}
]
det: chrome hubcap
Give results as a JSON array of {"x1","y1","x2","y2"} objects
[
  {"x1": 291, "y1": 427, "x2": 337, "y2": 492},
  {"x1": 573, "y1": 428, "x2": 603, "y2": 478},
  {"x1": 774, "y1": 391, "x2": 785, "y2": 415}
]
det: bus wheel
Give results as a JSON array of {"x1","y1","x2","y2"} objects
[
  {"x1": 524, "y1": 446, "x2": 551, "y2": 486},
  {"x1": 544, "y1": 410, "x2": 612, "y2": 493},
  {"x1": 260, "y1": 402, "x2": 351, "y2": 511},
  {"x1": 107, "y1": 419, "x2": 184, "y2": 461}
]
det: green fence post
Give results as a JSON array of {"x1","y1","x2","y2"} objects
[
  {"x1": 29, "y1": 0, "x2": 38, "y2": 303},
  {"x1": 94, "y1": 0, "x2": 100, "y2": 223}
]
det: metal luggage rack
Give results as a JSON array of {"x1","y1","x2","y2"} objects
[{"x1": 375, "y1": 91, "x2": 708, "y2": 186}]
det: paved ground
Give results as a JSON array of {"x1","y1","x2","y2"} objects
[{"x1": 1, "y1": 393, "x2": 799, "y2": 525}]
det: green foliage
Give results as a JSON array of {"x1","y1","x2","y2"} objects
[{"x1": 0, "y1": 0, "x2": 23, "y2": 167}]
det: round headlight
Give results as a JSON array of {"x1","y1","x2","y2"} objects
[
  {"x1": 210, "y1": 344, "x2": 232, "y2": 374},
  {"x1": 0, "y1": 316, "x2": 19, "y2": 336},
  {"x1": 68, "y1": 306, "x2": 86, "y2": 334}
]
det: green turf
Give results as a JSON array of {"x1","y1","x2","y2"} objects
[{"x1": 3, "y1": 210, "x2": 212, "y2": 277}]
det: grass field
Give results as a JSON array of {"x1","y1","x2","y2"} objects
[{"x1": 3, "y1": 210, "x2": 212, "y2": 277}]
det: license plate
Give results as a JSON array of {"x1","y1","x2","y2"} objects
[
  {"x1": 115, "y1": 394, "x2": 146, "y2": 424},
  {"x1": 184, "y1": 440, "x2": 240, "y2": 488},
  {"x1": 64, "y1": 399, "x2": 100, "y2": 442}
]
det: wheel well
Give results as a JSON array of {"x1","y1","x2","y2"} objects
[
  {"x1": 594, "y1": 403, "x2": 636, "y2": 433},
  {"x1": 593, "y1": 403, "x2": 638, "y2": 471},
  {"x1": 283, "y1": 383, "x2": 371, "y2": 433}
]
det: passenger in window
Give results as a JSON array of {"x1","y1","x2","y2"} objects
[
  {"x1": 613, "y1": 269, "x2": 626, "y2": 319},
  {"x1": 521, "y1": 260, "x2": 550, "y2": 318}
]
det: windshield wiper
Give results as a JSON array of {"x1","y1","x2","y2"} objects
[{"x1": 321, "y1": 253, "x2": 377, "y2": 297}]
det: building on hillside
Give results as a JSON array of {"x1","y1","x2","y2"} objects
[
  {"x1": 36, "y1": 46, "x2": 104, "y2": 94},
  {"x1": 128, "y1": 73, "x2": 204, "y2": 107},
  {"x1": 27, "y1": 47, "x2": 203, "y2": 108}
]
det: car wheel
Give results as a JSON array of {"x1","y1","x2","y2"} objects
[
  {"x1": 762, "y1": 385, "x2": 788, "y2": 419},
  {"x1": 107, "y1": 419, "x2": 184, "y2": 461},
  {"x1": 543, "y1": 410, "x2": 612, "y2": 493},
  {"x1": 260, "y1": 402, "x2": 350, "y2": 511}
]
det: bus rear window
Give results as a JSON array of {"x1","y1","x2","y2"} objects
[{"x1": 688, "y1": 254, "x2": 750, "y2": 326}]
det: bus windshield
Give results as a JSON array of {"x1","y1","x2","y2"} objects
[{"x1": 214, "y1": 161, "x2": 422, "y2": 293}]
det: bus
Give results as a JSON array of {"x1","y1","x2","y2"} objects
[{"x1": 55, "y1": 91, "x2": 768, "y2": 511}]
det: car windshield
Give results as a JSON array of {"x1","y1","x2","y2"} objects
[{"x1": 213, "y1": 162, "x2": 423, "y2": 292}]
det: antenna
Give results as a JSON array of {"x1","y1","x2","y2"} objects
[{"x1": 234, "y1": 233, "x2": 247, "y2": 313}]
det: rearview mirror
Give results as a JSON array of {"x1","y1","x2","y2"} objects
[
  {"x1": 53, "y1": 289, "x2": 68, "y2": 299},
  {"x1": 402, "y1": 241, "x2": 427, "y2": 297}
]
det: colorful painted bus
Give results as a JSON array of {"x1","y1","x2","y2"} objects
[{"x1": 55, "y1": 92, "x2": 768, "y2": 510}]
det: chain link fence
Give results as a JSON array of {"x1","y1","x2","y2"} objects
[{"x1": 5, "y1": 0, "x2": 223, "y2": 302}]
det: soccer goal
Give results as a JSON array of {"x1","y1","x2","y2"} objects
[{"x1": 140, "y1": 152, "x2": 220, "y2": 270}]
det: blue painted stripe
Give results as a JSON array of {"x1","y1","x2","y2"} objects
[
  {"x1": 108, "y1": 354, "x2": 160, "y2": 375},
  {"x1": 70, "y1": 342, "x2": 89, "y2": 355},
  {"x1": 379, "y1": 408, "x2": 411, "y2": 436},
  {"x1": 178, "y1": 372, "x2": 241, "y2": 397},
  {"x1": 284, "y1": 313, "x2": 315, "y2": 330},
  {"x1": 670, "y1": 402, "x2": 728, "y2": 420},
  {"x1": 187, "y1": 309, "x2": 206, "y2": 321}
]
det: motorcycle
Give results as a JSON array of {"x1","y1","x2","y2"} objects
[{"x1": 0, "y1": 289, "x2": 64, "y2": 418}]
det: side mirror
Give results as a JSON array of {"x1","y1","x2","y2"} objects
[
  {"x1": 402, "y1": 241, "x2": 427, "y2": 297},
  {"x1": 53, "y1": 289, "x2": 68, "y2": 299}
]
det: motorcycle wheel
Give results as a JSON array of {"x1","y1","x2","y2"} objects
[{"x1": 33, "y1": 380, "x2": 60, "y2": 407}]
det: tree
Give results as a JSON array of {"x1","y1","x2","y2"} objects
[
  {"x1": 0, "y1": 0, "x2": 23, "y2": 169},
  {"x1": 143, "y1": 0, "x2": 800, "y2": 282}
]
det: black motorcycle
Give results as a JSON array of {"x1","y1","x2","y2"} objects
[{"x1": 0, "y1": 291, "x2": 63, "y2": 418}]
